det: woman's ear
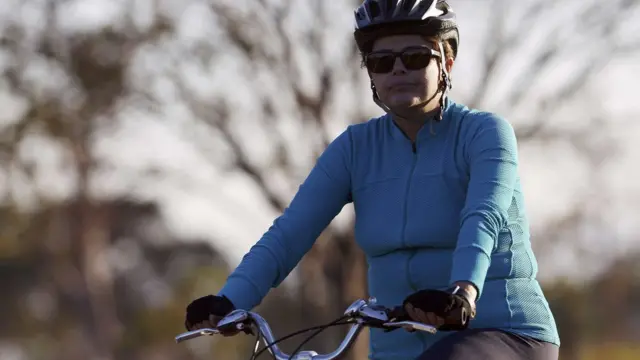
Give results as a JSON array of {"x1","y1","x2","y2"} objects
[{"x1": 445, "y1": 57, "x2": 454, "y2": 74}]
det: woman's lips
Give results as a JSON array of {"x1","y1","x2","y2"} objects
[{"x1": 389, "y1": 83, "x2": 417, "y2": 91}]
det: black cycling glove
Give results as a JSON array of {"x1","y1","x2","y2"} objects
[
  {"x1": 402, "y1": 286, "x2": 476, "y2": 331},
  {"x1": 185, "y1": 294, "x2": 235, "y2": 330}
]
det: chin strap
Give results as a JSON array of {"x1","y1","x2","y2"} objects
[{"x1": 371, "y1": 81, "x2": 411, "y2": 122}]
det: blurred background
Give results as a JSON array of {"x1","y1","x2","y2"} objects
[{"x1": 0, "y1": 0, "x2": 639, "y2": 359}]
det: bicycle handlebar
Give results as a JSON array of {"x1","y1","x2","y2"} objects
[{"x1": 175, "y1": 298, "x2": 437, "y2": 360}]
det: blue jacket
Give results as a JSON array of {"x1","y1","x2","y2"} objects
[{"x1": 218, "y1": 99, "x2": 560, "y2": 359}]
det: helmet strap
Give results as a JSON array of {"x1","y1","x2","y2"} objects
[
  {"x1": 370, "y1": 80, "x2": 419, "y2": 125},
  {"x1": 436, "y1": 40, "x2": 452, "y2": 122}
]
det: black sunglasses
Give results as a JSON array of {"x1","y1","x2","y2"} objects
[{"x1": 365, "y1": 47, "x2": 441, "y2": 74}]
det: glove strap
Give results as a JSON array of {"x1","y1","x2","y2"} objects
[{"x1": 446, "y1": 286, "x2": 477, "y2": 319}]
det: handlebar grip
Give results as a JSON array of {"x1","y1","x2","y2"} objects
[
  {"x1": 439, "y1": 306, "x2": 470, "y2": 331},
  {"x1": 450, "y1": 307, "x2": 468, "y2": 326}
]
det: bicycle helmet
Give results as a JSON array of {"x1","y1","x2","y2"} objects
[
  {"x1": 353, "y1": 0, "x2": 459, "y2": 124},
  {"x1": 354, "y1": 0, "x2": 459, "y2": 57}
]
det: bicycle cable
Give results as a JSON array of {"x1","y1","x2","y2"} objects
[
  {"x1": 249, "y1": 315, "x2": 352, "y2": 360},
  {"x1": 249, "y1": 327, "x2": 263, "y2": 360},
  {"x1": 287, "y1": 315, "x2": 351, "y2": 360}
]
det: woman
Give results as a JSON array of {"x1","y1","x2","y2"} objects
[{"x1": 184, "y1": 1, "x2": 561, "y2": 359}]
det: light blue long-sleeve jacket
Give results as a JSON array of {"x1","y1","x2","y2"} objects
[{"x1": 218, "y1": 99, "x2": 560, "y2": 359}]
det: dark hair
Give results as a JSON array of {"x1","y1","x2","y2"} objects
[{"x1": 359, "y1": 37, "x2": 455, "y2": 69}]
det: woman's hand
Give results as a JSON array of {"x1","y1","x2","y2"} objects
[
  {"x1": 402, "y1": 282, "x2": 477, "y2": 330},
  {"x1": 404, "y1": 302, "x2": 446, "y2": 328},
  {"x1": 185, "y1": 295, "x2": 240, "y2": 336}
]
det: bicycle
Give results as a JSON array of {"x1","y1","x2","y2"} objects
[{"x1": 175, "y1": 297, "x2": 437, "y2": 360}]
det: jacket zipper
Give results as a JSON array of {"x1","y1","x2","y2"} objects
[
  {"x1": 401, "y1": 141, "x2": 417, "y2": 247},
  {"x1": 401, "y1": 141, "x2": 418, "y2": 289}
]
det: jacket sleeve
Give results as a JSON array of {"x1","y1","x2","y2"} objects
[
  {"x1": 449, "y1": 114, "x2": 519, "y2": 298},
  {"x1": 218, "y1": 128, "x2": 353, "y2": 310}
]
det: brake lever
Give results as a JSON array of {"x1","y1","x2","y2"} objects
[
  {"x1": 175, "y1": 328, "x2": 219, "y2": 343},
  {"x1": 212, "y1": 310, "x2": 255, "y2": 335},
  {"x1": 381, "y1": 305, "x2": 409, "y2": 332},
  {"x1": 383, "y1": 321, "x2": 438, "y2": 334},
  {"x1": 386, "y1": 305, "x2": 409, "y2": 321}
]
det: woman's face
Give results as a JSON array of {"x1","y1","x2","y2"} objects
[{"x1": 367, "y1": 35, "x2": 446, "y2": 113}]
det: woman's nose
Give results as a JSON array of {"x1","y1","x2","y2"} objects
[{"x1": 391, "y1": 57, "x2": 408, "y2": 75}]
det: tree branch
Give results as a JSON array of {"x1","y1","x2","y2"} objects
[{"x1": 171, "y1": 73, "x2": 287, "y2": 211}]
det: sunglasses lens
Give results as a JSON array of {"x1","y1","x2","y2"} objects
[
  {"x1": 400, "y1": 49, "x2": 433, "y2": 70},
  {"x1": 366, "y1": 54, "x2": 395, "y2": 73},
  {"x1": 366, "y1": 48, "x2": 436, "y2": 73}
]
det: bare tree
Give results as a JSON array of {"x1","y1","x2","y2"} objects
[
  {"x1": 0, "y1": 1, "x2": 174, "y2": 359},
  {"x1": 454, "y1": 0, "x2": 640, "y2": 263}
]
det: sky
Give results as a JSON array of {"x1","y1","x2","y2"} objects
[{"x1": 0, "y1": 0, "x2": 639, "y2": 283}]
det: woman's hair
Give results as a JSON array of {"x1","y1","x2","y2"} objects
[{"x1": 359, "y1": 36, "x2": 455, "y2": 69}]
